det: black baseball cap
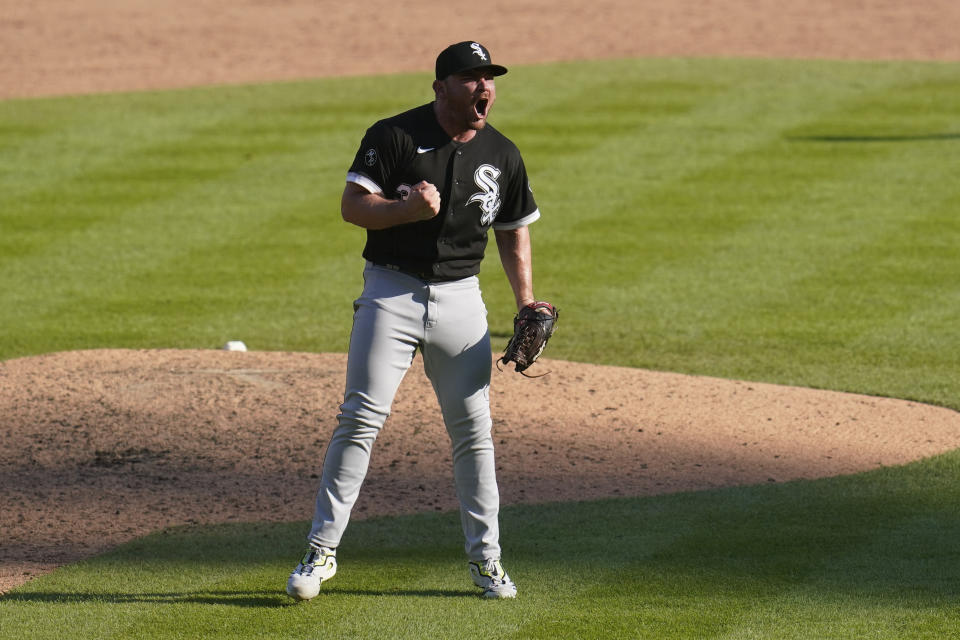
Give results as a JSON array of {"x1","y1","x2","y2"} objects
[{"x1": 435, "y1": 41, "x2": 508, "y2": 80}]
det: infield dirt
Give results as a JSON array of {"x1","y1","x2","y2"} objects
[{"x1": 2, "y1": 0, "x2": 959, "y2": 593}]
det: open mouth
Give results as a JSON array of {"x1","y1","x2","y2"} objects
[{"x1": 474, "y1": 98, "x2": 489, "y2": 118}]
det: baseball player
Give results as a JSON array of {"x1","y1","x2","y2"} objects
[{"x1": 286, "y1": 41, "x2": 542, "y2": 601}]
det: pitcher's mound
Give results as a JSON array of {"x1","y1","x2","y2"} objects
[{"x1": 2, "y1": 348, "x2": 958, "y2": 592}]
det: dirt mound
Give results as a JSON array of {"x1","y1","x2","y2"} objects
[{"x1": 2, "y1": 349, "x2": 959, "y2": 591}]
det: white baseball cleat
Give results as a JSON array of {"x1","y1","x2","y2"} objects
[
  {"x1": 468, "y1": 558, "x2": 518, "y2": 599},
  {"x1": 286, "y1": 546, "x2": 337, "y2": 601}
]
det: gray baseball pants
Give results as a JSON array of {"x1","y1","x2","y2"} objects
[{"x1": 307, "y1": 262, "x2": 501, "y2": 561}]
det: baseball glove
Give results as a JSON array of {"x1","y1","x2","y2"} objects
[{"x1": 497, "y1": 301, "x2": 559, "y2": 377}]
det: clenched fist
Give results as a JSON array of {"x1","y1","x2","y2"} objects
[{"x1": 405, "y1": 180, "x2": 441, "y2": 221}]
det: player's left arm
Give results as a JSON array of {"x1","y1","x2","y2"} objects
[
  {"x1": 493, "y1": 145, "x2": 544, "y2": 310},
  {"x1": 494, "y1": 226, "x2": 535, "y2": 311}
]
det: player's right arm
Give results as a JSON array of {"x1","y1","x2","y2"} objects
[
  {"x1": 343, "y1": 119, "x2": 440, "y2": 230},
  {"x1": 341, "y1": 181, "x2": 440, "y2": 230}
]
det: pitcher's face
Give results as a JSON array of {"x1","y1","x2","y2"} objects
[{"x1": 434, "y1": 69, "x2": 497, "y2": 135}]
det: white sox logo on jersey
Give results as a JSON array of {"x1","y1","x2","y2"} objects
[{"x1": 468, "y1": 164, "x2": 502, "y2": 225}]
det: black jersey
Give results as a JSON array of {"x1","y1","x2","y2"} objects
[{"x1": 346, "y1": 102, "x2": 540, "y2": 282}]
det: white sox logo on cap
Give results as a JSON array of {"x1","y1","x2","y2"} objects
[
  {"x1": 468, "y1": 164, "x2": 502, "y2": 225},
  {"x1": 435, "y1": 41, "x2": 507, "y2": 79},
  {"x1": 470, "y1": 43, "x2": 487, "y2": 61}
]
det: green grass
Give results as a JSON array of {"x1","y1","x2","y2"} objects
[
  {"x1": 2, "y1": 57, "x2": 959, "y2": 408},
  {"x1": 2, "y1": 56, "x2": 960, "y2": 638},
  {"x1": 2, "y1": 450, "x2": 959, "y2": 639}
]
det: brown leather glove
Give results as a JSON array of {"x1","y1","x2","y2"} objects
[{"x1": 497, "y1": 301, "x2": 559, "y2": 377}]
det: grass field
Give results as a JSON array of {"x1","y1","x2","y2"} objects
[
  {"x1": 2, "y1": 56, "x2": 959, "y2": 638},
  {"x1": 1, "y1": 452, "x2": 958, "y2": 639}
]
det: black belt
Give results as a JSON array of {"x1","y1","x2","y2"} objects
[{"x1": 372, "y1": 262, "x2": 464, "y2": 283}]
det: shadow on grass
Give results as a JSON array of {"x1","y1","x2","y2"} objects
[
  {"x1": 5, "y1": 449, "x2": 960, "y2": 611},
  {"x1": 1, "y1": 587, "x2": 477, "y2": 607},
  {"x1": 787, "y1": 132, "x2": 960, "y2": 143},
  {"x1": 0, "y1": 589, "x2": 288, "y2": 607}
]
